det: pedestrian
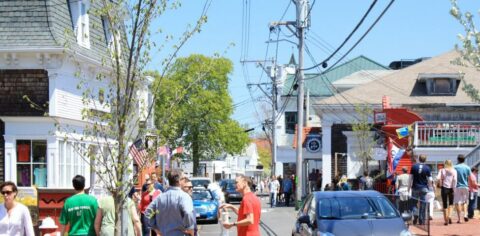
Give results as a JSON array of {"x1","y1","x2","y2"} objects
[
  {"x1": 315, "y1": 170, "x2": 322, "y2": 191},
  {"x1": 259, "y1": 178, "x2": 265, "y2": 194},
  {"x1": 282, "y1": 175, "x2": 293, "y2": 207},
  {"x1": 359, "y1": 171, "x2": 374, "y2": 190},
  {"x1": 268, "y1": 175, "x2": 279, "y2": 208},
  {"x1": 408, "y1": 154, "x2": 433, "y2": 225},
  {"x1": 337, "y1": 175, "x2": 351, "y2": 190},
  {"x1": 0, "y1": 181, "x2": 34, "y2": 236},
  {"x1": 144, "y1": 169, "x2": 196, "y2": 236},
  {"x1": 140, "y1": 179, "x2": 161, "y2": 236},
  {"x1": 308, "y1": 168, "x2": 316, "y2": 193},
  {"x1": 467, "y1": 167, "x2": 479, "y2": 219},
  {"x1": 277, "y1": 175, "x2": 283, "y2": 203},
  {"x1": 127, "y1": 187, "x2": 142, "y2": 236},
  {"x1": 59, "y1": 175, "x2": 98, "y2": 236},
  {"x1": 181, "y1": 178, "x2": 198, "y2": 236},
  {"x1": 453, "y1": 154, "x2": 471, "y2": 223},
  {"x1": 221, "y1": 174, "x2": 261, "y2": 236},
  {"x1": 395, "y1": 167, "x2": 410, "y2": 213},
  {"x1": 151, "y1": 173, "x2": 165, "y2": 192},
  {"x1": 437, "y1": 159, "x2": 457, "y2": 225},
  {"x1": 94, "y1": 191, "x2": 141, "y2": 236}
]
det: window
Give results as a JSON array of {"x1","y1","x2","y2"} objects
[
  {"x1": 58, "y1": 140, "x2": 89, "y2": 188},
  {"x1": 285, "y1": 112, "x2": 297, "y2": 134},
  {"x1": 67, "y1": 0, "x2": 90, "y2": 48},
  {"x1": 16, "y1": 140, "x2": 47, "y2": 187},
  {"x1": 433, "y1": 78, "x2": 451, "y2": 94},
  {"x1": 102, "y1": 16, "x2": 114, "y2": 47}
]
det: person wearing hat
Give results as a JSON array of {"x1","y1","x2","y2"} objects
[{"x1": 39, "y1": 217, "x2": 60, "y2": 236}]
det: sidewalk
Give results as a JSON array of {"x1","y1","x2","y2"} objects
[{"x1": 410, "y1": 209, "x2": 480, "y2": 236}]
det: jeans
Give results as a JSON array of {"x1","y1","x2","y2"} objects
[
  {"x1": 284, "y1": 192, "x2": 291, "y2": 207},
  {"x1": 468, "y1": 192, "x2": 478, "y2": 218},
  {"x1": 141, "y1": 213, "x2": 151, "y2": 236},
  {"x1": 412, "y1": 188, "x2": 428, "y2": 224},
  {"x1": 270, "y1": 192, "x2": 277, "y2": 207}
]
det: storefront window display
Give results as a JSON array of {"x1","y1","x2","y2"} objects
[{"x1": 16, "y1": 140, "x2": 47, "y2": 187}]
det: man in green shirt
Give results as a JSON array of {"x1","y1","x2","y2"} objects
[{"x1": 60, "y1": 175, "x2": 98, "y2": 236}]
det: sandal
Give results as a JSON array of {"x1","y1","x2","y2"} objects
[{"x1": 449, "y1": 218, "x2": 452, "y2": 224}]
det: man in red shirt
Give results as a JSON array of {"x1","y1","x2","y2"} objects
[{"x1": 220, "y1": 174, "x2": 261, "y2": 236}]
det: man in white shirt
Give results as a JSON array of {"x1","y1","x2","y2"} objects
[{"x1": 268, "y1": 176, "x2": 280, "y2": 208}]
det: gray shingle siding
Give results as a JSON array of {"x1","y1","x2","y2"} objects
[{"x1": 0, "y1": 0, "x2": 113, "y2": 62}]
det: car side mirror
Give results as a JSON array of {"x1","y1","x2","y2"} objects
[
  {"x1": 401, "y1": 212, "x2": 412, "y2": 222},
  {"x1": 298, "y1": 215, "x2": 311, "y2": 227}
]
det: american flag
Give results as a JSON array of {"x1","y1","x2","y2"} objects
[{"x1": 130, "y1": 139, "x2": 148, "y2": 167}]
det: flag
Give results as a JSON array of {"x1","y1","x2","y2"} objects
[
  {"x1": 396, "y1": 125, "x2": 413, "y2": 139},
  {"x1": 391, "y1": 142, "x2": 405, "y2": 173},
  {"x1": 129, "y1": 139, "x2": 148, "y2": 167},
  {"x1": 387, "y1": 138, "x2": 406, "y2": 178},
  {"x1": 157, "y1": 146, "x2": 169, "y2": 156},
  {"x1": 387, "y1": 138, "x2": 393, "y2": 178}
]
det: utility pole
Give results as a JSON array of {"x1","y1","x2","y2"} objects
[
  {"x1": 271, "y1": 0, "x2": 309, "y2": 208},
  {"x1": 295, "y1": 0, "x2": 308, "y2": 208},
  {"x1": 246, "y1": 62, "x2": 280, "y2": 176}
]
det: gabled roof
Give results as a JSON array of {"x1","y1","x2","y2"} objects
[
  {"x1": 0, "y1": 0, "x2": 111, "y2": 62},
  {"x1": 282, "y1": 55, "x2": 388, "y2": 96},
  {"x1": 316, "y1": 50, "x2": 480, "y2": 106}
]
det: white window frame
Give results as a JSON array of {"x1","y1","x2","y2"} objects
[
  {"x1": 68, "y1": 0, "x2": 90, "y2": 48},
  {"x1": 58, "y1": 140, "x2": 90, "y2": 188}
]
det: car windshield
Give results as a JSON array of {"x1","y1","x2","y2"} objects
[
  {"x1": 193, "y1": 190, "x2": 212, "y2": 200},
  {"x1": 317, "y1": 197, "x2": 399, "y2": 220},
  {"x1": 192, "y1": 179, "x2": 210, "y2": 188},
  {"x1": 226, "y1": 183, "x2": 236, "y2": 191}
]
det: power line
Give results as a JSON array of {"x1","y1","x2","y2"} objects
[
  {"x1": 303, "y1": 0, "x2": 379, "y2": 71},
  {"x1": 305, "y1": 0, "x2": 395, "y2": 72}
]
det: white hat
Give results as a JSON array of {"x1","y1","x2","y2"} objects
[{"x1": 39, "y1": 217, "x2": 58, "y2": 229}]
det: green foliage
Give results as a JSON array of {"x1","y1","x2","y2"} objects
[
  {"x1": 257, "y1": 144, "x2": 272, "y2": 173},
  {"x1": 352, "y1": 104, "x2": 375, "y2": 173},
  {"x1": 451, "y1": 0, "x2": 480, "y2": 103},
  {"x1": 152, "y1": 54, "x2": 250, "y2": 175}
]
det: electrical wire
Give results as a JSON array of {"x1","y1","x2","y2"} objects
[
  {"x1": 302, "y1": 0, "x2": 379, "y2": 71},
  {"x1": 304, "y1": 0, "x2": 395, "y2": 72}
]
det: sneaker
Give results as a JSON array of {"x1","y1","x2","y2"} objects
[
  {"x1": 449, "y1": 218, "x2": 452, "y2": 224},
  {"x1": 464, "y1": 217, "x2": 469, "y2": 222}
]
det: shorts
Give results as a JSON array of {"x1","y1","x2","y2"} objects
[{"x1": 454, "y1": 188, "x2": 469, "y2": 204}]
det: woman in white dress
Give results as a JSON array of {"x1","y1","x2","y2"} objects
[{"x1": 0, "y1": 181, "x2": 34, "y2": 236}]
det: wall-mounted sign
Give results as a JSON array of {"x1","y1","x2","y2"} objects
[
  {"x1": 306, "y1": 137, "x2": 321, "y2": 153},
  {"x1": 374, "y1": 112, "x2": 386, "y2": 124}
]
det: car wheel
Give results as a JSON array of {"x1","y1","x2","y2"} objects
[{"x1": 212, "y1": 217, "x2": 218, "y2": 224}]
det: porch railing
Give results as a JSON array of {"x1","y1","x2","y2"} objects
[
  {"x1": 414, "y1": 121, "x2": 480, "y2": 147},
  {"x1": 465, "y1": 143, "x2": 480, "y2": 168}
]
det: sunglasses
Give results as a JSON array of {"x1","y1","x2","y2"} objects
[
  {"x1": 183, "y1": 186, "x2": 193, "y2": 189},
  {"x1": 1, "y1": 190, "x2": 13, "y2": 195}
]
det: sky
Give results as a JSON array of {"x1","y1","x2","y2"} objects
[{"x1": 148, "y1": 0, "x2": 480, "y2": 134}]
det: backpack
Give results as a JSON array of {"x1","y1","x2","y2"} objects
[{"x1": 365, "y1": 177, "x2": 374, "y2": 190}]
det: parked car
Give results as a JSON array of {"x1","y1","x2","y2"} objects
[
  {"x1": 192, "y1": 187, "x2": 219, "y2": 223},
  {"x1": 222, "y1": 181, "x2": 242, "y2": 203},
  {"x1": 292, "y1": 191, "x2": 412, "y2": 236},
  {"x1": 191, "y1": 177, "x2": 211, "y2": 188}
]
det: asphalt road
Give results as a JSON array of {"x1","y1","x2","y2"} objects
[{"x1": 198, "y1": 194, "x2": 297, "y2": 236}]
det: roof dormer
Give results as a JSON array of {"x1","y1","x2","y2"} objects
[{"x1": 416, "y1": 73, "x2": 462, "y2": 96}]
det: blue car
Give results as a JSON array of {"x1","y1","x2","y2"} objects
[
  {"x1": 193, "y1": 188, "x2": 219, "y2": 224},
  {"x1": 293, "y1": 191, "x2": 412, "y2": 236}
]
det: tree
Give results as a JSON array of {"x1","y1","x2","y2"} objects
[
  {"x1": 451, "y1": 1, "x2": 480, "y2": 102},
  {"x1": 53, "y1": 1, "x2": 208, "y2": 235},
  {"x1": 153, "y1": 54, "x2": 250, "y2": 175},
  {"x1": 352, "y1": 105, "x2": 375, "y2": 173}
]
